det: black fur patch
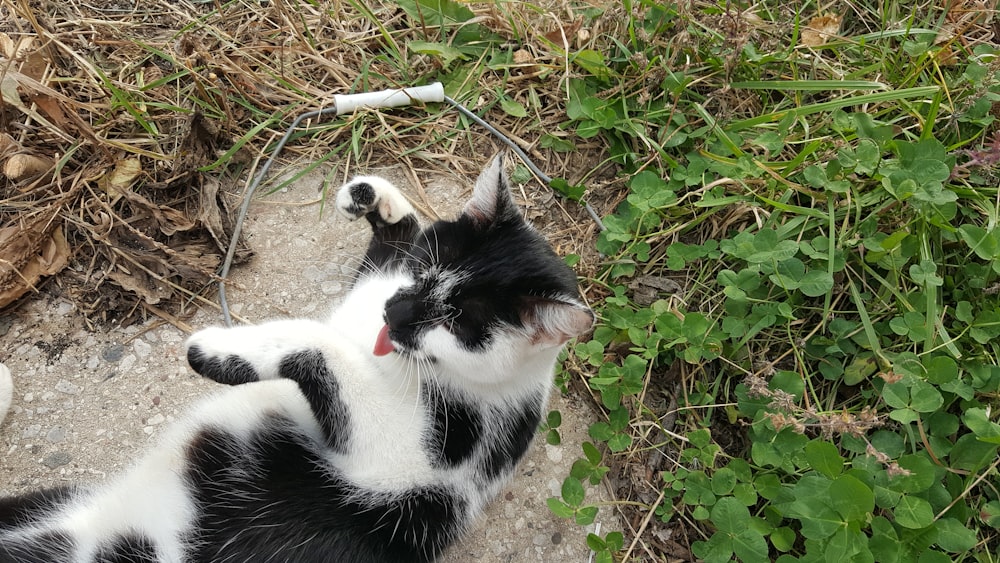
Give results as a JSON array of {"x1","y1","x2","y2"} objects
[
  {"x1": 345, "y1": 181, "x2": 375, "y2": 216},
  {"x1": 186, "y1": 346, "x2": 259, "y2": 385},
  {"x1": 277, "y1": 350, "x2": 352, "y2": 453},
  {"x1": 183, "y1": 423, "x2": 465, "y2": 563},
  {"x1": 95, "y1": 535, "x2": 158, "y2": 563},
  {"x1": 0, "y1": 486, "x2": 74, "y2": 530},
  {"x1": 0, "y1": 530, "x2": 74, "y2": 563},
  {"x1": 481, "y1": 397, "x2": 543, "y2": 480},
  {"x1": 361, "y1": 214, "x2": 420, "y2": 275},
  {"x1": 422, "y1": 383, "x2": 482, "y2": 467}
]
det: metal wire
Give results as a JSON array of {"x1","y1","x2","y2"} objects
[{"x1": 217, "y1": 106, "x2": 339, "y2": 327}]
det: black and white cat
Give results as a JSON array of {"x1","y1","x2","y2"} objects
[{"x1": 0, "y1": 155, "x2": 594, "y2": 562}]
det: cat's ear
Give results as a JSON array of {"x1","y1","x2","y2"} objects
[
  {"x1": 523, "y1": 298, "x2": 595, "y2": 347},
  {"x1": 464, "y1": 153, "x2": 520, "y2": 227}
]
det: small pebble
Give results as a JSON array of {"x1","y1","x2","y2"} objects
[
  {"x1": 147, "y1": 414, "x2": 165, "y2": 426},
  {"x1": 133, "y1": 339, "x2": 152, "y2": 358},
  {"x1": 46, "y1": 426, "x2": 67, "y2": 443},
  {"x1": 42, "y1": 452, "x2": 72, "y2": 469},
  {"x1": 102, "y1": 344, "x2": 125, "y2": 362},
  {"x1": 120, "y1": 354, "x2": 136, "y2": 373},
  {"x1": 159, "y1": 331, "x2": 181, "y2": 344},
  {"x1": 55, "y1": 380, "x2": 81, "y2": 395}
]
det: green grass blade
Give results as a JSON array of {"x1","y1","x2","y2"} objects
[
  {"x1": 730, "y1": 80, "x2": 888, "y2": 91},
  {"x1": 847, "y1": 277, "x2": 887, "y2": 366},
  {"x1": 727, "y1": 86, "x2": 940, "y2": 131}
]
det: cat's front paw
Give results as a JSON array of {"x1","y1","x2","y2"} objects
[
  {"x1": 335, "y1": 176, "x2": 415, "y2": 225},
  {"x1": 186, "y1": 328, "x2": 260, "y2": 386}
]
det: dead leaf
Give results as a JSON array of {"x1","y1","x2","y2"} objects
[
  {"x1": 29, "y1": 94, "x2": 71, "y2": 129},
  {"x1": 106, "y1": 267, "x2": 172, "y2": 305},
  {"x1": 542, "y1": 17, "x2": 583, "y2": 48},
  {"x1": 0, "y1": 72, "x2": 73, "y2": 142},
  {"x1": 0, "y1": 32, "x2": 34, "y2": 59},
  {"x1": 118, "y1": 189, "x2": 196, "y2": 237},
  {"x1": 801, "y1": 14, "x2": 842, "y2": 47},
  {"x1": 98, "y1": 157, "x2": 143, "y2": 199},
  {"x1": 629, "y1": 275, "x2": 683, "y2": 306},
  {"x1": 0, "y1": 226, "x2": 70, "y2": 309}
]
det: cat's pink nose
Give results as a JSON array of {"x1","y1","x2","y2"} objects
[{"x1": 373, "y1": 324, "x2": 396, "y2": 356}]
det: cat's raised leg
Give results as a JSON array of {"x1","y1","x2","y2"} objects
[
  {"x1": 336, "y1": 175, "x2": 421, "y2": 271},
  {"x1": 186, "y1": 322, "x2": 351, "y2": 452},
  {"x1": 185, "y1": 320, "x2": 330, "y2": 385}
]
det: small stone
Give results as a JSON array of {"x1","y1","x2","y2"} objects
[
  {"x1": 55, "y1": 301, "x2": 74, "y2": 316},
  {"x1": 22, "y1": 425, "x2": 41, "y2": 439},
  {"x1": 42, "y1": 452, "x2": 72, "y2": 469},
  {"x1": 551, "y1": 532, "x2": 562, "y2": 545},
  {"x1": 23, "y1": 393, "x2": 33, "y2": 402},
  {"x1": 102, "y1": 344, "x2": 125, "y2": 362},
  {"x1": 55, "y1": 380, "x2": 81, "y2": 395},
  {"x1": 147, "y1": 414, "x2": 165, "y2": 426},
  {"x1": 159, "y1": 330, "x2": 181, "y2": 344},
  {"x1": 46, "y1": 426, "x2": 67, "y2": 443},
  {"x1": 532, "y1": 533, "x2": 548, "y2": 546},
  {"x1": 303, "y1": 266, "x2": 324, "y2": 282},
  {"x1": 86, "y1": 355, "x2": 99, "y2": 370},
  {"x1": 133, "y1": 339, "x2": 152, "y2": 358},
  {"x1": 120, "y1": 354, "x2": 136, "y2": 372}
]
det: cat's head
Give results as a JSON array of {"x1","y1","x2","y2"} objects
[{"x1": 377, "y1": 154, "x2": 593, "y2": 387}]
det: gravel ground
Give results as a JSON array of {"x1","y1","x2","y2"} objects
[{"x1": 0, "y1": 165, "x2": 616, "y2": 562}]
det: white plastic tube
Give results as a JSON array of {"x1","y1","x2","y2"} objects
[{"x1": 333, "y1": 83, "x2": 445, "y2": 115}]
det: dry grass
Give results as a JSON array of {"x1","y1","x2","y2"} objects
[{"x1": 0, "y1": 0, "x2": 610, "y2": 325}]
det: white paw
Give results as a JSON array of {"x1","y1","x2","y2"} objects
[
  {"x1": 185, "y1": 327, "x2": 231, "y2": 365},
  {"x1": 335, "y1": 175, "x2": 415, "y2": 224}
]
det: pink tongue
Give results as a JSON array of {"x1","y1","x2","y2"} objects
[{"x1": 373, "y1": 324, "x2": 396, "y2": 356}]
